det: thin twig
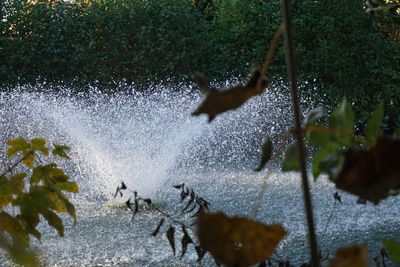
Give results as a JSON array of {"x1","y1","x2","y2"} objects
[
  {"x1": 281, "y1": 0, "x2": 320, "y2": 265},
  {"x1": 147, "y1": 202, "x2": 193, "y2": 230},
  {"x1": 321, "y1": 200, "x2": 337, "y2": 236},
  {"x1": 0, "y1": 151, "x2": 34, "y2": 177},
  {"x1": 256, "y1": 23, "x2": 285, "y2": 93}
]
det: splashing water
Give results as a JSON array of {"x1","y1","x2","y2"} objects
[
  {"x1": 2, "y1": 84, "x2": 399, "y2": 266},
  {"x1": 0, "y1": 84, "x2": 293, "y2": 200}
]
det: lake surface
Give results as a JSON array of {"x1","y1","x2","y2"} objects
[{"x1": 0, "y1": 86, "x2": 399, "y2": 266}]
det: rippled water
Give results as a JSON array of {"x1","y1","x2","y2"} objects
[{"x1": 0, "y1": 85, "x2": 399, "y2": 266}]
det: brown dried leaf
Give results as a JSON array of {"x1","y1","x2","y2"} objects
[
  {"x1": 335, "y1": 136, "x2": 400, "y2": 204},
  {"x1": 192, "y1": 69, "x2": 268, "y2": 122},
  {"x1": 329, "y1": 245, "x2": 368, "y2": 267},
  {"x1": 196, "y1": 212, "x2": 286, "y2": 267}
]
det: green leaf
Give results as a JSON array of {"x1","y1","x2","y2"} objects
[
  {"x1": 0, "y1": 212, "x2": 29, "y2": 247},
  {"x1": 282, "y1": 143, "x2": 301, "y2": 172},
  {"x1": 6, "y1": 137, "x2": 29, "y2": 157},
  {"x1": 254, "y1": 136, "x2": 273, "y2": 172},
  {"x1": 0, "y1": 176, "x2": 12, "y2": 208},
  {"x1": 62, "y1": 197, "x2": 77, "y2": 226},
  {"x1": 329, "y1": 99, "x2": 355, "y2": 147},
  {"x1": 52, "y1": 145, "x2": 71, "y2": 159},
  {"x1": 30, "y1": 165, "x2": 53, "y2": 184},
  {"x1": 383, "y1": 239, "x2": 400, "y2": 264},
  {"x1": 49, "y1": 167, "x2": 69, "y2": 183},
  {"x1": 40, "y1": 209, "x2": 64, "y2": 237},
  {"x1": 56, "y1": 182, "x2": 78, "y2": 193},
  {"x1": 318, "y1": 150, "x2": 345, "y2": 181},
  {"x1": 364, "y1": 102, "x2": 384, "y2": 146},
  {"x1": 312, "y1": 142, "x2": 341, "y2": 180},
  {"x1": 307, "y1": 124, "x2": 335, "y2": 146},
  {"x1": 22, "y1": 153, "x2": 35, "y2": 168},
  {"x1": 0, "y1": 234, "x2": 40, "y2": 267},
  {"x1": 31, "y1": 138, "x2": 48, "y2": 155},
  {"x1": 10, "y1": 173, "x2": 27, "y2": 194}
]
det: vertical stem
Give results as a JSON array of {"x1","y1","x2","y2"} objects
[{"x1": 280, "y1": 0, "x2": 320, "y2": 266}]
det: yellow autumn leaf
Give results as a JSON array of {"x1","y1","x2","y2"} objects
[
  {"x1": 6, "y1": 137, "x2": 29, "y2": 157},
  {"x1": 196, "y1": 212, "x2": 286, "y2": 267},
  {"x1": 329, "y1": 245, "x2": 368, "y2": 267},
  {"x1": 22, "y1": 153, "x2": 35, "y2": 168},
  {"x1": 56, "y1": 182, "x2": 79, "y2": 193}
]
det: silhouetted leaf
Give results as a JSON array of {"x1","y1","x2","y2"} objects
[
  {"x1": 142, "y1": 198, "x2": 152, "y2": 205},
  {"x1": 166, "y1": 226, "x2": 176, "y2": 255},
  {"x1": 126, "y1": 198, "x2": 133, "y2": 212},
  {"x1": 181, "y1": 225, "x2": 193, "y2": 258},
  {"x1": 254, "y1": 136, "x2": 273, "y2": 172},
  {"x1": 134, "y1": 192, "x2": 139, "y2": 216},
  {"x1": 182, "y1": 197, "x2": 195, "y2": 213},
  {"x1": 121, "y1": 182, "x2": 127, "y2": 190},
  {"x1": 192, "y1": 68, "x2": 268, "y2": 122},
  {"x1": 151, "y1": 218, "x2": 165, "y2": 236},
  {"x1": 187, "y1": 204, "x2": 197, "y2": 213},
  {"x1": 180, "y1": 187, "x2": 189, "y2": 202},
  {"x1": 335, "y1": 136, "x2": 400, "y2": 204},
  {"x1": 198, "y1": 197, "x2": 210, "y2": 210},
  {"x1": 333, "y1": 192, "x2": 342, "y2": 203},
  {"x1": 114, "y1": 187, "x2": 122, "y2": 198},
  {"x1": 195, "y1": 245, "x2": 207, "y2": 262},
  {"x1": 329, "y1": 245, "x2": 368, "y2": 267},
  {"x1": 196, "y1": 212, "x2": 286, "y2": 267},
  {"x1": 173, "y1": 183, "x2": 184, "y2": 189},
  {"x1": 282, "y1": 143, "x2": 300, "y2": 172},
  {"x1": 364, "y1": 102, "x2": 384, "y2": 147},
  {"x1": 382, "y1": 239, "x2": 400, "y2": 264}
]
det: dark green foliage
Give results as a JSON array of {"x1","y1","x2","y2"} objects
[
  {"x1": 254, "y1": 136, "x2": 273, "y2": 172},
  {"x1": 281, "y1": 143, "x2": 300, "y2": 172},
  {"x1": 299, "y1": 100, "x2": 400, "y2": 204},
  {"x1": 294, "y1": 0, "x2": 400, "y2": 126},
  {"x1": 1, "y1": 0, "x2": 399, "y2": 126},
  {"x1": 382, "y1": 239, "x2": 400, "y2": 264},
  {"x1": 0, "y1": 0, "x2": 212, "y2": 86}
]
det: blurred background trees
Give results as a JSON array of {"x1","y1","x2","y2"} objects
[{"x1": 1, "y1": 0, "x2": 399, "y2": 127}]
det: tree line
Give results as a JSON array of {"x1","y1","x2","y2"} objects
[{"x1": 0, "y1": 0, "x2": 399, "y2": 126}]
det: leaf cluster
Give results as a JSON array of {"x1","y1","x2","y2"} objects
[
  {"x1": 285, "y1": 100, "x2": 400, "y2": 205},
  {"x1": 114, "y1": 182, "x2": 209, "y2": 262},
  {"x1": 0, "y1": 137, "x2": 77, "y2": 266}
]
